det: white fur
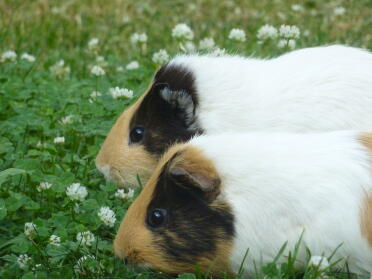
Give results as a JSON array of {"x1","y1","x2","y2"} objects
[
  {"x1": 169, "y1": 45, "x2": 372, "y2": 133},
  {"x1": 189, "y1": 132, "x2": 372, "y2": 276}
]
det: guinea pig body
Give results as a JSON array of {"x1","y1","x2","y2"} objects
[
  {"x1": 114, "y1": 131, "x2": 372, "y2": 276},
  {"x1": 96, "y1": 45, "x2": 372, "y2": 188}
]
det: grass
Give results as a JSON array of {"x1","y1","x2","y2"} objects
[{"x1": 0, "y1": 0, "x2": 371, "y2": 278}]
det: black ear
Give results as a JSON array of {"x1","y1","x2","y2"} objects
[
  {"x1": 166, "y1": 149, "x2": 221, "y2": 203},
  {"x1": 152, "y1": 64, "x2": 198, "y2": 130},
  {"x1": 159, "y1": 87, "x2": 196, "y2": 129}
]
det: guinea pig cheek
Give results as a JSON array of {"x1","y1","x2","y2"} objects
[{"x1": 111, "y1": 144, "x2": 158, "y2": 188}]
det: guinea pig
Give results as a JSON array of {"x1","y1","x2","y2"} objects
[
  {"x1": 96, "y1": 45, "x2": 372, "y2": 188},
  {"x1": 114, "y1": 131, "x2": 372, "y2": 276}
]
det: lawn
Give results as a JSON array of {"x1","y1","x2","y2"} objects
[{"x1": 0, "y1": 0, "x2": 371, "y2": 278}]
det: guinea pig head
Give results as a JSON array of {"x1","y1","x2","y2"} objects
[
  {"x1": 95, "y1": 64, "x2": 203, "y2": 188},
  {"x1": 114, "y1": 145, "x2": 235, "y2": 275}
]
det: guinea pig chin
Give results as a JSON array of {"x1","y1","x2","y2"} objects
[{"x1": 113, "y1": 229, "x2": 163, "y2": 271}]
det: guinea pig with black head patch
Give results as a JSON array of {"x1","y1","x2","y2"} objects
[
  {"x1": 96, "y1": 45, "x2": 372, "y2": 188},
  {"x1": 114, "y1": 131, "x2": 372, "y2": 276}
]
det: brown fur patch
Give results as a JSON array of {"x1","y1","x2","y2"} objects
[
  {"x1": 361, "y1": 195, "x2": 372, "y2": 247},
  {"x1": 114, "y1": 144, "x2": 234, "y2": 276},
  {"x1": 359, "y1": 132, "x2": 372, "y2": 153},
  {"x1": 169, "y1": 146, "x2": 220, "y2": 186},
  {"x1": 359, "y1": 132, "x2": 372, "y2": 247},
  {"x1": 168, "y1": 146, "x2": 222, "y2": 202},
  {"x1": 95, "y1": 92, "x2": 158, "y2": 188}
]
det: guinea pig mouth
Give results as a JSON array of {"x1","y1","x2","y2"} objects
[
  {"x1": 96, "y1": 165, "x2": 112, "y2": 180},
  {"x1": 111, "y1": 168, "x2": 143, "y2": 188},
  {"x1": 122, "y1": 259, "x2": 154, "y2": 273},
  {"x1": 110, "y1": 168, "x2": 126, "y2": 185},
  {"x1": 123, "y1": 259, "x2": 156, "y2": 272}
]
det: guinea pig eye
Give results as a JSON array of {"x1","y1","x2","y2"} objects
[
  {"x1": 147, "y1": 209, "x2": 167, "y2": 228},
  {"x1": 129, "y1": 126, "x2": 145, "y2": 144}
]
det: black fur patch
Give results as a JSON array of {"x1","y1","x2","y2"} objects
[
  {"x1": 146, "y1": 158, "x2": 235, "y2": 264},
  {"x1": 129, "y1": 64, "x2": 203, "y2": 156}
]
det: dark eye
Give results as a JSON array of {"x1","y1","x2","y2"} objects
[
  {"x1": 147, "y1": 209, "x2": 167, "y2": 228},
  {"x1": 129, "y1": 126, "x2": 145, "y2": 143}
]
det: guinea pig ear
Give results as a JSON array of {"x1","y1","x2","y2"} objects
[
  {"x1": 158, "y1": 87, "x2": 196, "y2": 129},
  {"x1": 167, "y1": 149, "x2": 221, "y2": 203}
]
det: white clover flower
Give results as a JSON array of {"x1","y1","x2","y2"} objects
[
  {"x1": 116, "y1": 66, "x2": 124, "y2": 72},
  {"x1": 152, "y1": 49, "x2": 169, "y2": 64},
  {"x1": 17, "y1": 254, "x2": 31, "y2": 269},
  {"x1": 50, "y1": 60, "x2": 70, "y2": 78},
  {"x1": 228, "y1": 28, "x2": 246, "y2": 42},
  {"x1": 54, "y1": 136, "x2": 65, "y2": 144},
  {"x1": 115, "y1": 188, "x2": 134, "y2": 200},
  {"x1": 96, "y1": 56, "x2": 104, "y2": 62},
  {"x1": 257, "y1": 24, "x2": 278, "y2": 41},
  {"x1": 95, "y1": 56, "x2": 108, "y2": 67},
  {"x1": 277, "y1": 39, "x2": 288, "y2": 48},
  {"x1": 277, "y1": 39, "x2": 296, "y2": 49},
  {"x1": 66, "y1": 183, "x2": 88, "y2": 202},
  {"x1": 199, "y1": 37, "x2": 215, "y2": 50},
  {"x1": 32, "y1": 264, "x2": 42, "y2": 271},
  {"x1": 88, "y1": 38, "x2": 99, "y2": 50},
  {"x1": 114, "y1": 189, "x2": 126, "y2": 199},
  {"x1": 334, "y1": 7, "x2": 346, "y2": 16},
  {"x1": 291, "y1": 4, "x2": 304, "y2": 12},
  {"x1": 49, "y1": 234, "x2": 61, "y2": 247},
  {"x1": 210, "y1": 47, "x2": 227, "y2": 56},
  {"x1": 37, "y1": 182, "x2": 52, "y2": 192},
  {"x1": 183, "y1": 41, "x2": 196, "y2": 52},
  {"x1": 287, "y1": 39, "x2": 296, "y2": 49},
  {"x1": 234, "y1": 7, "x2": 242, "y2": 15},
  {"x1": 51, "y1": 6, "x2": 63, "y2": 14},
  {"x1": 309, "y1": 256, "x2": 330, "y2": 269},
  {"x1": 188, "y1": 3, "x2": 197, "y2": 10},
  {"x1": 76, "y1": 231, "x2": 95, "y2": 246},
  {"x1": 130, "y1": 33, "x2": 148, "y2": 44},
  {"x1": 90, "y1": 91, "x2": 102, "y2": 99},
  {"x1": 74, "y1": 255, "x2": 97, "y2": 272},
  {"x1": 279, "y1": 25, "x2": 300, "y2": 39},
  {"x1": 1, "y1": 50, "x2": 17, "y2": 62},
  {"x1": 90, "y1": 65, "x2": 105, "y2": 76},
  {"x1": 109, "y1": 87, "x2": 133, "y2": 99},
  {"x1": 310, "y1": 10, "x2": 318, "y2": 16},
  {"x1": 60, "y1": 115, "x2": 74, "y2": 125},
  {"x1": 122, "y1": 15, "x2": 131, "y2": 23},
  {"x1": 172, "y1": 23, "x2": 194, "y2": 40},
  {"x1": 126, "y1": 61, "x2": 139, "y2": 70},
  {"x1": 98, "y1": 206, "x2": 116, "y2": 227},
  {"x1": 21, "y1": 53, "x2": 35, "y2": 63},
  {"x1": 24, "y1": 222, "x2": 37, "y2": 239}
]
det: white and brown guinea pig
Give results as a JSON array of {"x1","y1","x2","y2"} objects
[
  {"x1": 96, "y1": 45, "x2": 372, "y2": 188},
  {"x1": 114, "y1": 131, "x2": 372, "y2": 276}
]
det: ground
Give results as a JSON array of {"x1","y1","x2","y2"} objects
[{"x1": 0, "y1": 0, "x2": 371, "y2": 278}]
